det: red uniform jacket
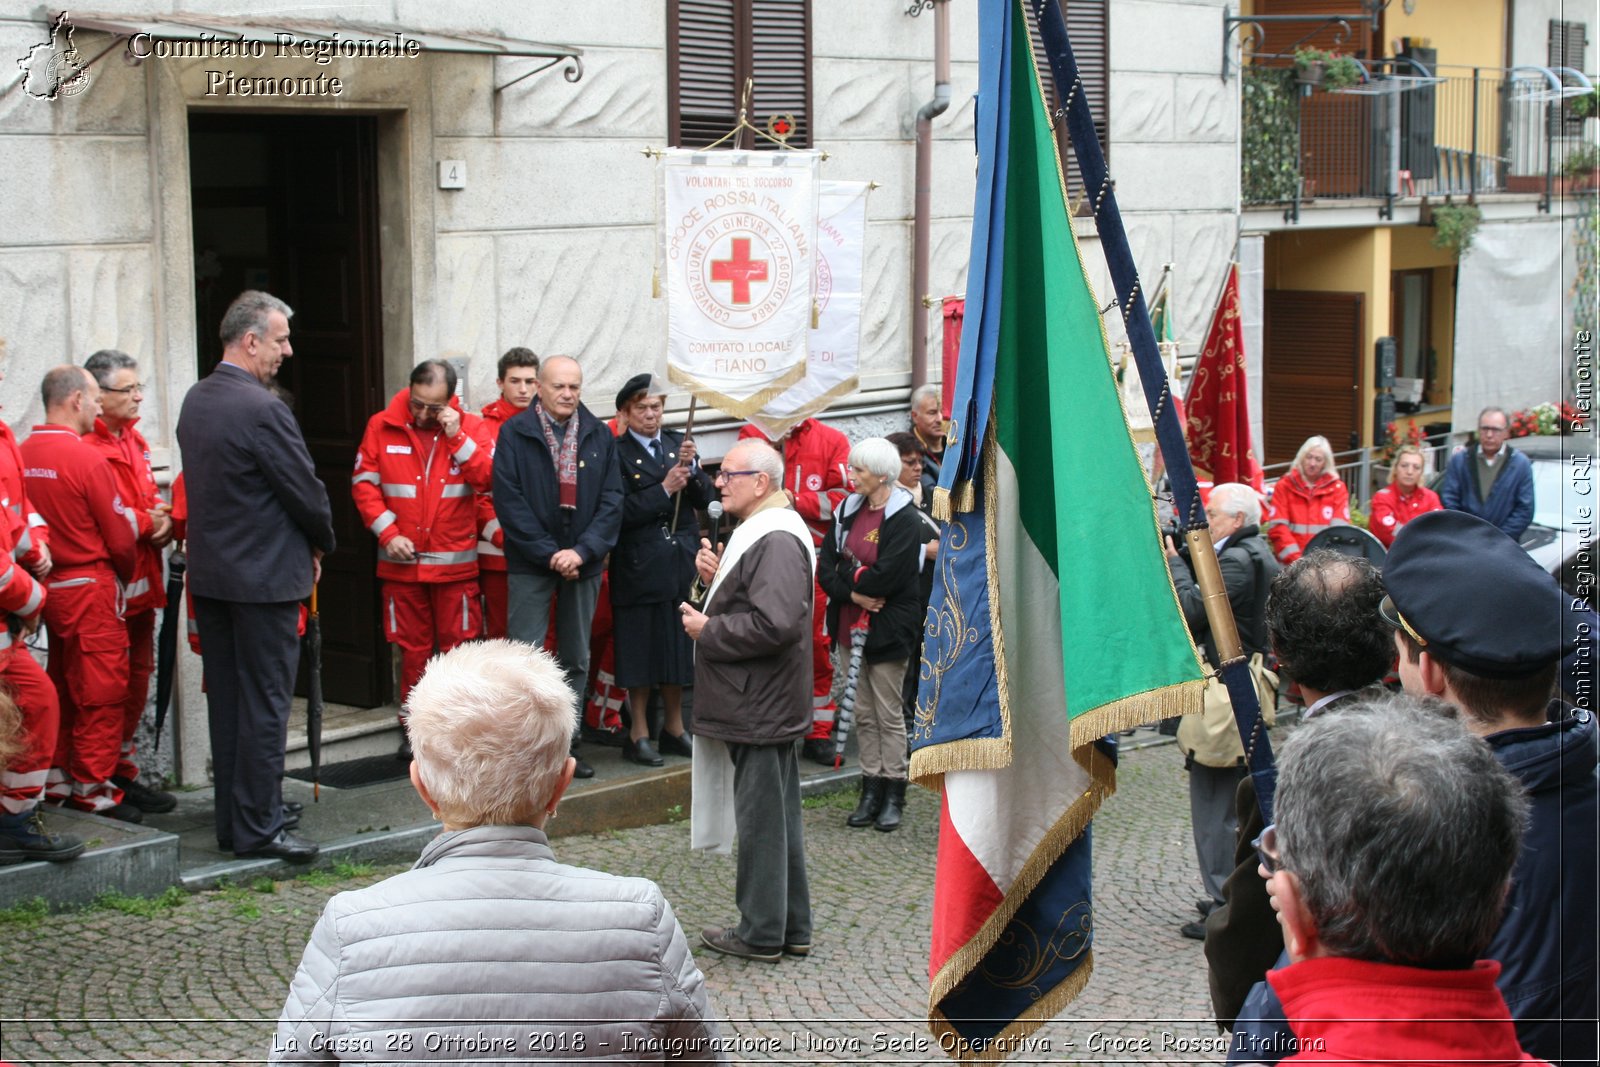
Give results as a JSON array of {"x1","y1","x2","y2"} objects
[
  {"x1": 20, "y1": 425, "x2": 138, "y2": 582},
  {"x1": 1264, "y1": 469, "x2": 1351, "y2": 565},
  {"x1": 738, "y1": 418, "x2": 851, "y2": 546},
  {"x1": 473, "y1": 397, "x2": 524, "y2": 575},
  {"x1": 352, "y1": 391, "x2": 495, "y2": 583},
  {"x1": 1367, "y1": 483, "x2": 1443, "y2": 548},
  {"x1": 0, "y1": 519, "x2": 47, "y2": 657},
  {"x1": 0, "y1": 419, "x2": 49, "y2": 574},
  {"x1": 83, "y1": 417, "x2": 166, "y2": 613}
]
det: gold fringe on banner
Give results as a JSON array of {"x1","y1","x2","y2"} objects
[{"x1": 665, "y1": 360, "x2": 809, "y2": 420}]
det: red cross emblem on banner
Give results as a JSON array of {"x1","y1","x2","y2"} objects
[{"x1": 710, "y1": 237, "x2": 769, "y2": 305}]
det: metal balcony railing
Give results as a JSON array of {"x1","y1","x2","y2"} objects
[
  {"x1": 1241, "y1": 62, "x2": 1598, "y2": 217},
  {"x1": 1261, "y1": 432, "x2": 1453, "y2": 511}
]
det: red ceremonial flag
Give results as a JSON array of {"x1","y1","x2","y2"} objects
[{"x1": 1184, "y1": 263, "x2": 1263, "y2": 493}]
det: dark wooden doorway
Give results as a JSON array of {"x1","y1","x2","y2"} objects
[
  {"x1": 188, "y1": 112, "x2": 389, "y2": 708},
  {"x1": 1262, "y1": 290, "x2": 1365, "y2": 465}
]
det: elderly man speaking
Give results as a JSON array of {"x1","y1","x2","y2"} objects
[{"x1": 680, "y1": 439, "x2": 814, "y2": 963}]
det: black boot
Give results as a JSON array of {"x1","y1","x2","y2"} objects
[
  {"x1": 846, "y1": 776, "x2": 884, "y2": 828},
  {"x1": 875, "y1": 779, "x2": 906, "y2": 832}
]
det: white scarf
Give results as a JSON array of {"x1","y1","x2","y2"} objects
[{"x1": 691, "y1": 499, "x2": 815, "y2": 854}]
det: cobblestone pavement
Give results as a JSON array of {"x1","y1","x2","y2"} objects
[{"x1": 0, "y1": 742, "x2": 1224, "y2": 1065}]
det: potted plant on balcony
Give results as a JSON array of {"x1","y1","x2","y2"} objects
[
  {"x1": 1429, "y1": 201, "x2": 1482, "y2": 256},
  {"x1": 1294, "y1": 49, "x2": 1363, "y2": 91},
  {"x1": 1561, "y1": 143, "x2": 1600, "y2": 193}
]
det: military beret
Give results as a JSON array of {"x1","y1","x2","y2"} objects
[
  {"x1": 1381, "y1": 509, "x2": 1574, "y2": 678},
  {"x1": 615, "y1": 373, "x2": 658, "y2": 413}
]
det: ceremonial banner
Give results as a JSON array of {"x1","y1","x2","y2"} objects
[
  {"x1": 662, "y1": 149, "x2": 820, "y2": 418},
  {"x1": 747, "y1": 180, "x2": 869, "y2": 438},
  {"x1": 911, "y1": 0, "x2": 1205, "y2": 1058},
  {"x1": 1184, "y1": 264, "x2": 1264, "y2": 493}
]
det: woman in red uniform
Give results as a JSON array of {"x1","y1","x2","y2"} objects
[
  {"x1": 1367, "y1": 444, "x2": 1441, "y2": 548},
  {"x1": 1264, "y1": 435, "x2": 1350, "y2": 565}
]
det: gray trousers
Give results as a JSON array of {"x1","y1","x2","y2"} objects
[
  {"x1": 508, "y1": 571, "x2": 601, "y2": 741},
  {"x1": 1189, "y1": 761, "x2": 1247, "y2": 905},
  {"x1": 728, "y1": 741, "x2": 812, "y2": 949}
]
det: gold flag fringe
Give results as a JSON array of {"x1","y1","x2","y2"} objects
[
  {"x1": 665, "y1": 360, "x2": 809, "y2": 420},
  {"x1": 930, "y1": 951, "x2": 1095, "y2": 1064},
  {"x1": 910, "y1": 735, "x2": 1011, "y2": 790},
  {"x1": 931, "y1": 486, "x2": 954, "y2": 523},
  {"x1": 1068, "y1": 676, "x2": 1205, "y2": 751}
]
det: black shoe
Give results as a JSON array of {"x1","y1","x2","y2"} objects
[
  {"x1": 623, "y1": 736, "x2": 664, "y2": 767},
  {"x1": 397, "y1": 734, "x2": 413, "y2": 762},
  {"x1": 0, "y1": 810, "x2": 86, "y2": 865},
  {"x1": 800, "y1": 737, "x2": 836, "y2": 766},
  {"x1": 1180, "y1": 920, "x2": 1207, "y2": 941},
  {"x1": 1197, "y1": 898, "x2": 1219, "y2": 918},
  {"x1": 581, "y1": 724, "x2": 627, "y2": 748},
  {"x1": 658, "y1": 731, "x2": 694, "y2": 758},
  {"x1": 218, "y1": 806, "x2": 298, "y2": 851},
  {"x1": 874, "y1": 779, "x2": 906, "y2": 832},
  {"x1": 283, "y1": 800, "x2": 305, "y2": 815},
  {"x1": 99, "y1": 802, "x2": 144, "y2": 824},
  {"x1": 846, "y1": 777, "x2": 884, "y2": 828},
  {"x1": 112, "y1": 775, "x2": 178, "y2": 814},
  {"x1": 571, "y1": 755, "x2": 595, "y2": 779},
  {"x1": 700, "y1": 925, "x2": 781, "y2": 962},
  {"x1": 235, "y1": 829, "x2": 319, "y2": 863}
]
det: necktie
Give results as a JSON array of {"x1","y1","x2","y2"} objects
[{"x1": 650, "y1": 439, "x2": 663, "y2": 465}]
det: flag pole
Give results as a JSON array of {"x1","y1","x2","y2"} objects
[
  {"x1": 669, "y1": 396, "x2": 700, "y2": 531},
  {"x1": 1028, "y1": 0, "x2": 1279, "y2": 821}
]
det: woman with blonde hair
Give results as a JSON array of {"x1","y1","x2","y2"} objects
[
  {"x1": 1263, "y1": 434, "x2": 1350, "y2": 565},
  {"x1": 273, "y1": 639, "x2": 720, "y2": 1062},
  {"x1": 1368, "y1": 443, "x2": 1442, "y2": 548}
]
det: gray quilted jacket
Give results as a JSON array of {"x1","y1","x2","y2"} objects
[{"x1": 271, "y1": 825, "x2": 723, "y2": 1063}]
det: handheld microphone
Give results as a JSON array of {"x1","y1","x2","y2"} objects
[{"x1": 706, "y1": 501, "x2": 724, "y2": 550}]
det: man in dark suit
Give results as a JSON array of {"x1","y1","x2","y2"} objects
[
  {"x1": 609, "y1": 373, "x2": 716, "y2": 766},
  {"x1": 177, "y1": 290, "x2": 335, "y2": 862}
]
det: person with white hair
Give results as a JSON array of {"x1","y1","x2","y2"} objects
[
  {"x1": 908, "y1": 383, "x2": 946, "y2": 495},
  {"x1": 817, "y1": 437, "x2": 925, "y2": 833},
  {"x1": 272, "y1": 639, "x2": 721, "y2": 1061},
  {"x1": 1165, "y1": 482, "x2": 1280, "y2": 940},
  {"x1": 1262, "y1": 435, "x2": 1350, "y2": 565}
]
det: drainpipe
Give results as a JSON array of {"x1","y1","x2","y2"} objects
[{"x1": 912, "y1": 0, "x2": 952, "y2": 389}]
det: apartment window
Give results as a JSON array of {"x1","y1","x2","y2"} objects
[
  {"x1": 668, "y1": 0, "x2": 812, "y2": 149},
  {"x1": 1023, "y1": 0, "x2": 1110, "y2": 213},
  {"x1": 1549, "y1": 20, "x2": 1589, "y2": 137}
]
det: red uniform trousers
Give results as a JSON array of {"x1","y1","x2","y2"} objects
[
  {"x1": 480, "y1": 570, "x2": 508, "y2": 640},
  {"x1": 382, "y1": 578, "x2": 482, "y2": 713},
  {"x1": 808, "y1": 576, "x2": 837, "y2": 741},
  {"x1": 115, "y1": 608, "x2": 156, "y2": 781},
  {"x1": 42, "y1": 565, "x2": 128, "y2": 813},
  {"x1": 0, "y1": 646, "x2": 60, "y2": 814}
]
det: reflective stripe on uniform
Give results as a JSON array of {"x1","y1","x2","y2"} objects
[
  {"x1": 478, "y1": 541, "x2": 504, "y2": 556},
  {"x1": 48, "y1": 577, "x2": 95, "y2": 589},
  {"x1": 388, "y1": 595, "x2": 397, "y2": 633},
  {"x1": 124, "y1": 577, "x2": 151, "y2": 600},
  {"x1": 418, "y1": 549, "x2": 477, "y2": 566},
  {"x1": 1288, "y1": 521, "x2": 1329, "y2": 534},
  {"x1": 440, "y1": 483, "x2": 471, "y2": 498},
  {"x1": 19, "y1": 579, "x2": 43, "y2": 618},
  {"x1": 370, "y1": 511, "x2": 397, "y2": 535},
  {"x1": 482, "y1": 518, "x2": 501, "y2": 540},
  {"x1": 461, "y1": 593, "x2": 470, "y2": 631},
  {"x1": 815, "y1": 493, "x2": 833, "y2": 521},
  {"x1": 381, "y1": 483, "x2": 418, "y2": 498},
  {"x1": 452, "y1": 436, "x2": 478, "y2": 463},
  {"x1": 15, "y1": 528, "x2": 31, "y2": 556},
  {"x1": 351, "y1": 471, "x2": 381, "y2": 486}
]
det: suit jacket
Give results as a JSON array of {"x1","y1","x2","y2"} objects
[
  {"x1": 611, "y1": 428, "x2": 717, "y2": 608},
  {"x1": 491, "y1": 403, "x2": 622, "y2": 580},
  {"x1": 176, "y1": 362, "x2": 336, "y2": 602}
]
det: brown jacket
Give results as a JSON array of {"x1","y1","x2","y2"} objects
[{"x1": 693, "y1": 506, "x2": 813, "y2": 747}]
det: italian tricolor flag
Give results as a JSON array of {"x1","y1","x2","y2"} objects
[{"x1": 912, "y1": 0, "x2": 1205, "y2": 1058}]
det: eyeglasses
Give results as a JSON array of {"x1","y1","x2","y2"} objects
[
  {"x1": 1477, "y1": 425, "x2": 1508, "y2": 435},
  {"x1": 1253, "y1": 824, "x2": 1283, "y2": 876},
  {"x1": 714, "y1": 469, "x2": 762, "y2": 484},
  {"x1": 408, "y1": 399, "x2": 447, "y2": 414},
  {"x1": 102, "y1": 383, "x2": 144, "y2": 395}
]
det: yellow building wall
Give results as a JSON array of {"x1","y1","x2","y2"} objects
[
  {"x1": 1383, "y1": 0, "x2": 1504, "y2": 73},
  {"x1": 1266, "y1": 227, "x2": 1393, "y2": 445}
]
